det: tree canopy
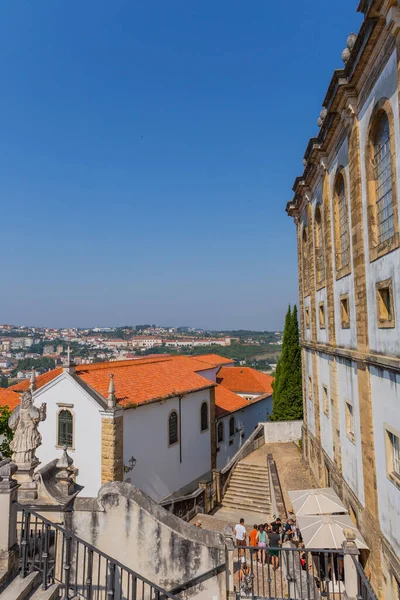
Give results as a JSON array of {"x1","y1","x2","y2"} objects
[{"x1": 270, "y1": 305, "x2": 303, "y2": 421}]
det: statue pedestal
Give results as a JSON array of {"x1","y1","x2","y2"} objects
[{"x1": 14, "y1": 460, "x2": 39, "y2": 501}]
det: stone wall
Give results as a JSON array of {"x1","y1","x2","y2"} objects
[{"x1": 71, "y1": 482, "x2": 227, "y2": 599}]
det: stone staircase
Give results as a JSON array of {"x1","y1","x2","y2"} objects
[
  {"x1": 221, "y1": 459, "x2": 272, "y2": 515},
  {"x1": 0, "y1": 572, "x2": 59, "y2": 600}
]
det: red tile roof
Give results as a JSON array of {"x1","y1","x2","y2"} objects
[
  {"x1": 217, "y1": 367, "x2": 274, "y2": 395},
  {"x1": 76, "y1": 358, "x2": 214, "y2": 407},
  {"x1": 192, "y1": 354, "x2": 234, "y2": 367},
  {"x1": 0, "y1": 357, "x2": 215, "y2": 411},
  {"x1": 214, "y1": 385, "x2": 248, "y2": 418}
]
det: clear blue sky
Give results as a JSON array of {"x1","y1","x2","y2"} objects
[{"x1": 1, "y1": 1, "x2": 362, "y2": 331}]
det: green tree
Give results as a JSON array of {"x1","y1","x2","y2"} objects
[
  {"x1": 0, "y1": 373, "x2": 8, "y2": 388},
  {"x1": 270, "y1": 305, "x2": 303, "y2": 421},
  {"x1": 0, "y1": 406, "x2": 13, "y2": 458}
]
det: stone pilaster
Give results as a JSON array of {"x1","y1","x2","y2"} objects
[
  {"x1": 0, "y1": 460, "x2": 19, "y2": 575},
  {"x1": 348, "y1": 120, "x2": 369, "y2": 353},
  {"x1": 322, "y1": 171, "x2": 336, "y2": 345},
  {"x1": 311, "y1": 351, "x2": 323, "y2": 485},
  {"x1": 101, "y1": 411, "x2": 124, "y2": 485},
  {"x1": 307, "y1": 203, "x2": 317, "y2": 343},
  {"x1": 329, "y1": 358, "x2": 342, "y2": 474}
]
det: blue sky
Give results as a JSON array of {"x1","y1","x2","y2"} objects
[{"x1": 1, "y1": 1, "x2": 362, "y2": 330}]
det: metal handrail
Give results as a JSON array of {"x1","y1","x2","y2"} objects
[
  {"x1": 352, "y1": 555, "x2": 379, "y2": 600},
  {"x1": 17, "y1": 503, "x2": 180, "y2": 599}
]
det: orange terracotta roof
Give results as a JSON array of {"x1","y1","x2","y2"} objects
[
  {"x1": 0, "y1": 355, "x2": 219, "y2": 412},
  {"x1": 192, "y1": 354, "x2": 234, "y2": 367},
  {"x1": 0, "y1": 368, "x2": 63, "y2": 410},
  {"x1": 215, "y1": 385, "x2": 248, "y2": 418},
  {"x1": 76, "y1": 358, "x2": 214, "y2": 407},
  {"x1": 217, "y1": 367, "x2": 274, "y2": 395}
]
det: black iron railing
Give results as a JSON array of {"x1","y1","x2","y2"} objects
[
  {"x1": 231, "y1": 544, "x2": 346, "y2": 600},
  {"x1": 17, "y1": 504, "x2": 179, "y2": 600},
  {"x1": 353, "y1": 556, "x2": 379, "y2": 600}
]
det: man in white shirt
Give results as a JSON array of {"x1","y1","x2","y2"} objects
[{"x1": 234, "y1": 518, "x2": 246, "y2": 547}]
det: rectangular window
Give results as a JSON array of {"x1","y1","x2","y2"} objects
[
  {"x1": 308, "y1": 376, "x2": 313, "y2": 402},
  {"x1": 305, "y1": 307, "x2": 310, "y2": 329},
  {"x1": 319, "y1": 302, "x2": 326, "y2": 329},
  {"x1": 345, "y1": 401, "x2": 355, "y2": 443},
  {"x1": 385, "y1": 427, "x2": 400, "y2": 482},
  {"x1": 340, "y1": 294, "x2": 350, "y2": 329},
  {"x1": 376, "y1": 279, "x2": 395, "y2": 328},
  {"x1": 323, "y1": 385, "x2": 329, "y2": 416}
]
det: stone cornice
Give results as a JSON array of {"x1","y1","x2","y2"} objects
[{"x1": 301, "y1": 340, "x2": 400, "y2": 373}]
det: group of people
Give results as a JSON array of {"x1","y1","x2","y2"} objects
[
  {"x1": 234, "y1": 512, "x2": 300, "y2": 568},
  {"x1": 234, "y1": 512, "x2": 301, "y2": 597}
]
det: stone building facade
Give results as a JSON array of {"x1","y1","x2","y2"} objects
[{"x1": 287, "y1": 2, "x2": 400, "y2": 597}]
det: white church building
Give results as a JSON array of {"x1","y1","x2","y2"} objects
[{"x1": 0, "y1": 354, "x2": 273, "y2": 501}]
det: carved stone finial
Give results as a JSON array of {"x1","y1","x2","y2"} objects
[
  {"x1": 341, "y1": 96, "x2": 357, "y2": 130},
  {"x1": 107, "y1": 374, "x2": 116, "y2": 409},
  {"x1": 318, "y1": 107, "x2": 327, "y2": 128},
  {"x1": 347, "y1": 33, "x2": 357, "y2": 51},
  {"x1": 29, "y1": 369, "x2": 36, "y2": 392},
  {"x1": 0, "y1": 459, "x2": 18, "y2": 490},
  {"x1": 55, "y1": 447, "x2": 75, "y2": 496}
]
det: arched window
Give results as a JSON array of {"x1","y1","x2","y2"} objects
[
  {"x1": 217, "y1": 421, "x2": 224, "y2": 444},
  {"x1": 229, "y1": 416, "x2": 235, "y2": 438},
  {"x1": 373, "y1": 112, "x2": 394, "y2": 245},
  {"x1": 335, "y1": 174, "x2": 349, "y2": 269},
  {"x1": 314, "y1": 207, "x2": 325, "y2": 285},
  {"x1": 200, "y1": 402, "x2": 208, "y2": 432},
  {"x1": 58, "y1": 410, "x2": 73, "y2": 448},
  {"x1": 168, "y1": 411, "x2": 178, "y2": 445},
  {"x1": 302, "y1": 229, "x2": 309, "y2": 292}
]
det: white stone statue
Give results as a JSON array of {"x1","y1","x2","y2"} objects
[{"x1": 8, "y1": 390, "x2": 46, "y2": 466}]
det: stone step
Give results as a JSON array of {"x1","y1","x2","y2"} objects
[
  {"x1": 221, "y1": 499, "x2": 271, "y2": 514},
  {"x1": 230, "y1": 475, "x2": 269, "y2": 486},
  {"x1": 0, "y1": 572, "x2": 40, "y2": 600},
  {"x1": 31, "y1": 584, "x2": 60, "y2": 600},
  {"x1": 223, "y1": 491, "x2": 271, "y2": 505},
  {"x1": 225, "y1": 486, "x2": 269, "y2": 500},
  {"x1": 234, "y1": 464, "x2": 268, "y2": 473}
]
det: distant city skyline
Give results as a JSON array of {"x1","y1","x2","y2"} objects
[{"x1": 0, "y1": 1, "x2": 362, "y2": 330}]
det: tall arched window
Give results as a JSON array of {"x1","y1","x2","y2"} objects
[
  {"x1": 229, "y1": 416, "x2": 235, "y2": 438},
  {"x1": 373, "y1": 112, "x2": 394, "y2": 245},
  {"x1": 168, "y1": 411, "x2": 178, "y2": 445},
  {"x1": 200, "y1": 402, "x2": 208, "y2": 432},
  {"x1": 335, "y1": 174, "x2": 349, "y2": 270},
  {"x1": 302, "y1": 229, "x2": 309, "y2": 292},
  {"x1": 314, "y1": 207, "x2": 325, "y2": 285},
  {"x1": 58, "y1": 410, "x2": 73, "y2": 447},
  {"x1": 217, "y1": 421, "x2": 224, "y2": 444}
]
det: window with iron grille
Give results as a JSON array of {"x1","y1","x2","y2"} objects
[
  {"x1": 337, "y1": 175, "x2": 349, "y2": 268},
  {"x1": 373, "y1": 113, "x2": 394, "y2": 245},
  {"x1": 217, "y1": 421, "x2": 224, "y2": 444},
  {"x1": 229, "y1": 417, "x2": 235, "y2": 438},
  {"x1": 315, "y1": 208, "x2": 325, "y2": 284},
  {"x1": 168, "y1": 411, "x2": 178, "y2": 445},
  {"x1": 58, "y1": 410, "x2": 73, "y2": 447},
  {"x1": 200, "y1": 402, "x2": 208, "y2": 432}
]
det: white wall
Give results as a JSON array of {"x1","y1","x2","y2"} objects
[
  {"x1": 317, "y1": 353, "x2": 334, "y2": 462},
  {"x1": 263, "y1": 420, "x2": 302, "y2": 443},
  {"x1": 359, "y1": 49, "x2": 400, "y2": 358},
  {"x1": 34, "y1": 373, "x2": 103, "y2": 497},
  {"x1": 216, "y1": 396, "x2": 272, "y2": 470},
  {"x1": 123, "y1": 389, "x2": 212, "y2": 502},
  {"x1": 336, "y1": 358, "x2": 365, "y2": 506},
  {"x1": 370, "y1": 366, "x2": 400, "y2": 557}
]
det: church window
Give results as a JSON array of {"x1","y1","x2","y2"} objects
[
  {"x1": 58, "y1": 410, "x2": 73, "y2": 448},
  {"x1": 229, "y1": 416, "x2": 235, "y2": 438},
  {"x1": 217, "y1": 421, "x2": 224, "y2": 444},
  {"x1": 200, "y1": 402, "x2": 208, "y2": 432},
  {"x1": 168, "y1": 411, "x2": 178, "y2": 446}
]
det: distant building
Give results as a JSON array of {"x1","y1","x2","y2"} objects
[{"x1": 43, "y1": 345, "x2": 55, "y2": 356}]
